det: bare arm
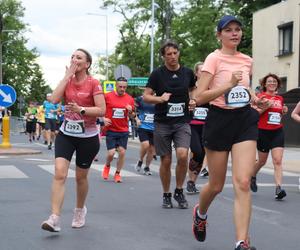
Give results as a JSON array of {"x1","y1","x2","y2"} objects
[
  {"x1": 50, "y1": 62, "x2": 78, "y2": 104},
  {"x1": 291, "y1": 102, "x2": 300, "y2": 123},
  {"x1": 65, "y1": 94, "x2": 106, "y2": 117},
  {"x1": 143, "y1": 87, "x2": 171, "y2": 104},
  {"x1": 193, "y1": 71, "x2": 239, "y2": 106}
]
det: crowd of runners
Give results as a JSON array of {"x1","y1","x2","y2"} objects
[{"x1": 37, "y1": 15, "x2": 300, "y2": 250}]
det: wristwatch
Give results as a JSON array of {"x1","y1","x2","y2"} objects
[{"x1": 80, "y1": 107, "x2": 86, "y2": 115}]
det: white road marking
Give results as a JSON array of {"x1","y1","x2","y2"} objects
[
  {"x1": 25, "y1": 158, "x2": 52, "y2": 162},
  {"x1": 37, "y1": 164, "x2": 76, "y2": 178},
  {"x1": 0, "y1": 165, "x2": 28, "y2": 178}
]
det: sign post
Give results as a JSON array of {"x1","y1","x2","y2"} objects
[
  {"x1": 0, "y1": 84, "x2": 17, "y2": 148},
  {"x1": 127, "y1": 77, "x2": 148, "y2": 87}
]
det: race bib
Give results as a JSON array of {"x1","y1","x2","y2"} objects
[
  {"x1": 29, "y1": 115, "x2": 35, "y2": 120},
  {"x1": 48, "y1": 113, "x2": 54, "y2": 119},
  {"x1": 167, "y1": 102, "x2": 185, "y2": 117},
  {"x1": 112, "y1": 108, "x2": 125, "y2": 119},
  {"x1": 225, "y1": 86, "x2": 251, "y2": 108},
  {"x1": 193, "y1": 107, "x2": 208, "y2": 121},
  {"x1": 64, "y1": 119, "x2": 85, "y2": 134},
  {"x1": 267, "y1": 112, "x2": 281, "y2": 125},
  {"x1": 144, "y1": 113, "x2": 154, "y2": 123}
]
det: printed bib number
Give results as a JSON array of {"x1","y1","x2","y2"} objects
[
  {"x1": 193, "y1": 107, "x2": 208, "y2": 121},
  {"x1": 268, "y1": 112, "x2": 281, "y2": 125},
  {"x1": 48, "y1": 113, "x2": 54, "y2": 119},
  {"x1": 64, "y1": 119, "x2": 85, "y2": 134},
  {"x1": 112, "y1": 108, "x2": 125, "y2": 119},
  {"x1": 167, "y1": 102, "x2": 185, "y2": 117},
  {"x1": 225, "y1": 86, "x2": 251, "y2": 108},
  {"x1": 144, "y1": 113, "x2": 154, "y2": 123}
]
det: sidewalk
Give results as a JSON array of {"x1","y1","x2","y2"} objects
[{"x1": 128, "y1": 137, "x2": 300, "y2": 174}]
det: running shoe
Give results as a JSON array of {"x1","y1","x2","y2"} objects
[
  {"x1": 275, "y1": 185, "x2": 287, "y2": 200},
  {"x1": 250, "y1": 176, "x2": 257, "y2": 193},
  {"x1": 48, "y1": 144, "x2": 52, "y2": 150},
  {"x1": 135, "y1": 160, "x2": 142, "y2": 172},
  {"x1": 162, "y1": 193, "x2": 173, "y2": 208},
  {"x1": 102, "y1": 165, "x2": 110, "y2": 180},
  {"x1": 235, "y1": 241, "x2": 256, "y2": 250},
  {"x1": 41, "y1": 214, "x2": 61, "y2": 232},
  {"x1": 153, "y1": 155, "x2": 157, "y2": 161},
  {"x1": 72, "y1": 206, "x2": 87, "y2": 228},
  {"x1": 143, "y1": 166, "x2": 152, "y2": 176},
  {"x1": 173, "y1": 188, "x2": 188, "y2": 209},
  {"x1": 114, "y1": 173, "x2": 122, "y2": 183},
  {"x1": 200, "y1": 168, "x2": 209, "y2": 177},
  {"x1": 186, "y1": 180, "x2": 199, "y2": 194},
  {"x1": 113, "y1": 151, "x2": 119, "y2": 159},
  {"x1": 192, "y1": 204, "x2": 207, "y2": 242}
]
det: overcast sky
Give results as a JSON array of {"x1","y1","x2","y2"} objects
[{"x1": 21, "y1": 0, "x2": 122, "y2": 89}]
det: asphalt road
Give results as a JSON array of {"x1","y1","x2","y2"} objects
[{"x1": 0, "y1": 134, "x2": 299, "y2": 250}]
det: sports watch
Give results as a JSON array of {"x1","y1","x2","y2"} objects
[{"x1": 80, "y1": 107, "x2": 86, "y2": 115}]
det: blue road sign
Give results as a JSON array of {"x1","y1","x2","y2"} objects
[{"x1": 0, "y1": 84, "x2": 17, "y2": 108}]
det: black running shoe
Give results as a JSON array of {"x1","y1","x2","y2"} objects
[
  {"x1": 200, "y1": 168, "x2": 209, "y2": 177},
  {"x1": 186, "y1": 181, "x2": 199, "y2": 194},
  {"x1": 192, "y1": 204, "x2": 207, "y2": 242},
  {"x1": 162, "y1": 193, "x2": 173, "y2": 208},
  {"x1": 48, "y1": 144, "x2": 52, "y2": 150},
  {"x1": 173, "y1": 188, "x2": 188, "y2": 209},
  {"x1": 250, "y1": 176, "x2": 257, "y2": 193},
  {"x1": 275, "y1": 185, "x2": 286, "y2": 200},
  {"x1": 235, "y1": 241, "x2": 256, "y2": 250},
  {"x1": 143, "y1": 167, "x2": 152, "y2": 176}
]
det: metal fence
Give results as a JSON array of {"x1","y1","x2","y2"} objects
[{"x1": 9, "y1": 116, "x2": 26, "y2": 135}]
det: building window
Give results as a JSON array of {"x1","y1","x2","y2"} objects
[
  {"x1": 278, "y1": 22, "x2": 293, "y2": 56},
  {"x1": 279, "y1": 77, "x2": 287, "y2": 94}
]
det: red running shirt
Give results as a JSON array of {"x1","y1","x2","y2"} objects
[
  {"x1": 257, "y1": 92, "x2": 284, "y2": 130},
  {"x1": 104, "y1": 91, "x2": 135, "y2": 132}
]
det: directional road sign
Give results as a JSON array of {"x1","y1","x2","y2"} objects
[
  {"x1": 128, "y1": 77, "x2": 148, "y2": 87},
  {"x1": 114, "y1": 65, "x2": 132, "y2": 80},
  {"x1": 0, "y1": 84, "x2": 17, "y2": 108}
]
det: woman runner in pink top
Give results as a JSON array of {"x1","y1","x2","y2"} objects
[
  {"x1": 191, "y1": 16, "x2": 268, "y2": 250},
  {"x1": 41, "y1": 48, "x2": 106, "y2": 232}
]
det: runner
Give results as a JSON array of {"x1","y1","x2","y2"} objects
[
  {"x1": 41, "y1": 48, "x2": 105, "y2": 232},
  {"x1": 143, "y1": 40, "x2": 196, "y2": 209},
  {"x1": 186, "y1": 62, "x2": 209, "y2": 194},
  {"x1": 250, "y1": 73, "x2": 288, "y2": 200},
  {"x1": 291, "y1": 100, "x2": 300, "y2": 123},
  {"x1": 102, "y1": 77, "x2": 135, "y2": 183},
  {"x1": 36, "y1": 103, "x2": 46, "y2": 142},
  {"x1": 134, "y1": 95, "x2": 155, "y2": 175},
  {"x1": 43, "y1": 93, "x2": 60, "y2": 149},
  {"x1": 192, "y1": 15, "x2": 268, "y2": 250},
  {"x1": 25, "y1": 101, "x2": 38, "y2": 142}
]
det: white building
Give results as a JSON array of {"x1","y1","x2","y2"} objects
[{"x1": 252, "y1": 0, "x2": 300, "y2": 92}]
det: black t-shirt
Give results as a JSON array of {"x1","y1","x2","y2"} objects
[{"x1": 146, "y1": 65, "x2": 196, "y2": 124}]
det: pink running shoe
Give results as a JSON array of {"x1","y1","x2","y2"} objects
[
  {"x1": 41, "y1": 214, "x2": 61, "y2": 232},
  {"x1": 72, "y1": 206, "x2": 87, "y2": 228}
]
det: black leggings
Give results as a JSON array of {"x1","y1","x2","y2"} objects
[{"x1": 190, "y1": 124, "x2": 205, "y2": 163}]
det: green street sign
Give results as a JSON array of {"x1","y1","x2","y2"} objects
[{"x1": 128, "y1": 77, "x2": 148, "y2": 87}]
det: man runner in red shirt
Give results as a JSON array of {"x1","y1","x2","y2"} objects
[{"x1": 102, "y1": 77, "x2": 135, "y2": 183}]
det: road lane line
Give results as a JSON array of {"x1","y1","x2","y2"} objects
[
  {"x1": 38, "y1": 164, "x2": 76, "y2": 178},
  {"x1": 0, "y1": 165, "x2": 28, "y2": 178}
]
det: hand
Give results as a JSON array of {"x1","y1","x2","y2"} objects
[
  {"x1": 188, "y1": 99, "x2": 196, "y2": 111},
  {"x1": 65, "y1": 61, "x2": 78, "y2": 79},
  {"x1": 103, "y1": 117, "x2": 112, "y2": 126},
  {"x1": 65, "y1": 102, "x2": 80, "y2": 113},
  {"x1": 160, "y1": 92, "x2": 172, "y2": 103},
  {"x1": 136, "y1": 118, "x2": 141, "y2": 127},
  {"x1": 126, "y1": 104, "x2": 133, "y2": 113},
  {"x1": 230, "y1": 71, "x2": 243, "y2": 87},
  {"x1": 256, "y1": 97, "x2": 271, "y2": 110}
]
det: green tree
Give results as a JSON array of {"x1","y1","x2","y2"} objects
[{"x1": 0, "y1": 0, "x2": 49, "y2": 115}]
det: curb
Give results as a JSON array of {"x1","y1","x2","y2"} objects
[{"x1": 0, "y1": 148, "x2": 42, "y2": 155}]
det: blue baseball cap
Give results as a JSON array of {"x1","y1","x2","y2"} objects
[{"x1": 217, "y1": 15, "x2": 242, "y2": 32}]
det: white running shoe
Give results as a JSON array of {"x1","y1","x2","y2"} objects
[
  {"x1": 41, "y1": 214, "x2": 61, "y2": 232},
  {"x1": 72, "y1": 206, "x2": 87, "y2": 228}
]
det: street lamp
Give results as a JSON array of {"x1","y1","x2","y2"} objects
[
  {"x1": 150, "y1": 1, "x2": 159, "y2": 73},
  {"x1": 87, "y1": 12, "x2": 109, "y2": 81}
]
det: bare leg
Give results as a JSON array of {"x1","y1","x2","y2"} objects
[
  {"x1": 231, "y1": 140, "x2": 256, "y2": 242},
  {"x1": 160, "y1": 154, "x2": 172, "y2": 193},
  {"x1": 175, "y1": 147, "x2": 189, "y2": 189},
  {"x1": 116, "y1": 147, "x2": 126, "y2": 172},
  {"x1": 271, "y1": 147, "x2": 284, "y2": 186},
  {"x1": 75, "y1": 167, "x2": 90, "y2": 208},
  {"x1": 51, "y1": 157, "x2": 70, "y2": 215},
  {"x1": 198, "y1": 149, "x2": 228, "y2": 214}
]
